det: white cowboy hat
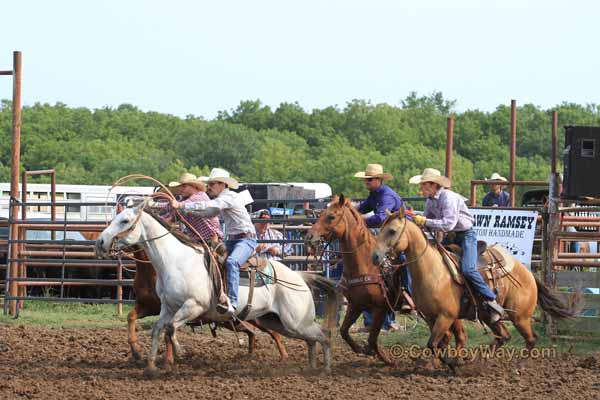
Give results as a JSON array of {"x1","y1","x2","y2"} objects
[
  {"x1": 353, "y1": 163, "x2": 393, "y2": 180},
  {"x1": 487, "y1": 172, "x2": 508, "y2": 182},
  {"x1": 207, "y1": 167, "x2": 239, "y2": 189},
  {"x1": 409, "y1": 168, "x2": 451, "y2": 188},
  {"x1": 167, "y1": 172, "x2": 206, "y2": 191}
]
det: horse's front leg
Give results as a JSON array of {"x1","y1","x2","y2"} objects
[
  {"x1": 339, "y1": 303, "x2": 363, "y2": 354},
  {"x1": 145, "y1": 312, "x2": 168, "y2": 377},
  {"x1": 127, "y1": 306, "x2": 143, "y2": 361},
  {"x1": 427, "y1": 315, "x2": 457, "y2": 372},
  {"x1": 366, "y1": 308, "x2": 393, "y2": 365},
  {"x1": 164, "y1": 299, "x2": 206, "y2": 370}
]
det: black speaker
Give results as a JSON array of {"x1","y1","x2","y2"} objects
[{"x1": 563, "y1": 125, "x2": 600, "y2": 198}]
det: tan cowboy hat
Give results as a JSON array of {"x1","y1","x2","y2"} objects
[
  {"x1": 409, "y1": 168, "x2": 451, "y2": 188},
  {"x1": 487, "y1": 172, "x2": 508, "y2": 182},
  {"x1": 168, "y1": 172, "x2": 206, "y2": 191},
  {"x1": 353, "y1": 164, "x2": 393, "y2": 180},
  {"x1": 207, "y1": 167, "x2": 239, "y2": 190}
]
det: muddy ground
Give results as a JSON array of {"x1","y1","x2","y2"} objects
[{"x1": 0, "y1": 324, "x2": 599, "y2": 400}]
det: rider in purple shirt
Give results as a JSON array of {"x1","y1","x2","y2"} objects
[
  {"x1": 358, "y1": 184, "x2": 405, "y2": 227},
  {"x1": 354, "y1": 164, "x2": 413, "y2": 332}
]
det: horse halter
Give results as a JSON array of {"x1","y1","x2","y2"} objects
[
  {"x1": 317, "y1": 206, "x2": 369, "y2": 256},
  {"x1": 109, "y1": 208, "x2": 170, "y2": 256}
]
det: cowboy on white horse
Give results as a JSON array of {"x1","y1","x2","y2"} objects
[{"x1": 170, "y1": 167, "x2": 256, "y2": 317}]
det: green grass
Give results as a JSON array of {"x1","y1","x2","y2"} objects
[{"x1": 0, "y1": 301, "x2": 138, "y2": 329}]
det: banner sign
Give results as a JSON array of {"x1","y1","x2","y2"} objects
[{"x1": 470, "y1": 208, "x2": 538, "y2": 268}]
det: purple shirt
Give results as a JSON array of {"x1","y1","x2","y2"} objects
[
  {"x1": 424, "y1": 188, "x2": 474, "y2": 232},
  {"x1": 358, "y1": 185, "x2": 404, "y2": 228},
  {"x1": 482, "y1": 190, "x2": 511, "y2": 207}
]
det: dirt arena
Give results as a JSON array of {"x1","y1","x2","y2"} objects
[{"x1": 0, "y1": 324, "x2": 598, "y2": 400}]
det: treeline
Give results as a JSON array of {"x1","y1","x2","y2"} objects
[{"x1": 1, "y1": 93, "x2": 599, "y2": 201}]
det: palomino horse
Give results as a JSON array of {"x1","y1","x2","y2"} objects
[
  {"x1": 305, "y1": 195, "x2": 465, "y2": 365},
  {"x1": 372, "y1": 209, "x2": 579, "y2": 366},
  {"x1": 83, "y1": 231, "x2": 289, "y2": 362},
  {"x1": 96, "y1": 204, "x2": 337, "y2": 374}
]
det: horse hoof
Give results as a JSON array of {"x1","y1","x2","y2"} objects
[
  {"x1": 174, "y1": 347, "x2": 186, "y2": 358},
  {"x1": 144, "y1": 366, "x2": 160, "y2": 378},
  {"x1": 163, "y1": 364, "x2": 175, "y2": 374},
  {"x1": 131, "y1": 351, "x2": 143, "y2": 361}
]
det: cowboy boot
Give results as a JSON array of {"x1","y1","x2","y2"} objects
[
  {"x1": 399, "y1": 288, "x2": 416, "y2": 314},
  {"x1": 483, "y1": 300, "x2": 505, "y2": 324}
]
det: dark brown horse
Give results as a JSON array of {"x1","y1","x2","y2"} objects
[
  {"x1": 81, "y1": 231, "x2": 288, "y2": 363},
  {"x1": 305, "y1": 195, "x2": 465, "y2": 364},
  {"x1": 372, "y1": 210, "x2": 580, "y2": 366}
]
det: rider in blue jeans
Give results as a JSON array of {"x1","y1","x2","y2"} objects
[
  {"x1": 353, "y1": 163, "x2": 414, "y2": 331},
  {"x1": 410, "y1": 168, "x2": 505, "y2": 324},
  {"x1": 172, "y1": 168, "x2": 257, "y2": 318}
]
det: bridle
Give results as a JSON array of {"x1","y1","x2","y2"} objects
[
  {"x1": 109, "y1": 204, "x2": 171, "y2": 256},
  {"x1": 313, "y1": 206, "x2": 370, "y2": 258},
  {"x1": 379, "y1": 214, "x2": 430, "y2": 268}
]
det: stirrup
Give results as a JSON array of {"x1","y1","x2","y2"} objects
[
  {"x1": 483, "y1": 300, "x2": 505, "y2": 323},
  {"x1": 399, "y1": 289, "x2": 416, "y2": 313},
  {"x1": 216, "y1": 301, "x2": 235, "y2": 317},
  {"x1": 236, "y1": 304, "x2": 252, "y2": 321}
]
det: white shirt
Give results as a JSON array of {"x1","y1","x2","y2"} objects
[
  {"x1": 182, "y1": 188, "x2": 255, "y2": 236},
  {"x1": 256, "y1": 227, "x2": 293, "y2": 260}
]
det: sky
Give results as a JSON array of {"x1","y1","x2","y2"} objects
[{"x1": 1, "y1": 0, "x2": 599, "y2": 118}]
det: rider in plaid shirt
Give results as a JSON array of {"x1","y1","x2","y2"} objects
[{"x1": 153, "y1": 173, "x2": 223, "y2": 243}]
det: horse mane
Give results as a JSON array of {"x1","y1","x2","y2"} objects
[
  {"x1": 381, "y1": 211, "x2": 401, "y2": 229},
  {"x1": 340, "y1": 200, "x2": 375, "y2": 244}
]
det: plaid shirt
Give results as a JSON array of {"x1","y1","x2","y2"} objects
[
  {"x1": 256, "y1": 227, "x2": 292, "y2": 261},
  {"x1": 154, "y1": 192, "x2": 223, "y2": 241}
]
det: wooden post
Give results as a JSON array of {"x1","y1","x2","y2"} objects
[
  {"x1": 545, "y1": 172, "x2": 561, "y2": 336},
  {"x1": 509, "y1": 100, "x2": 517, "y2": 207},
  {"x1": 9, "y1": 51, "x2": 22, "y2": 315}
]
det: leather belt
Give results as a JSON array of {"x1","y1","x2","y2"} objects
[{"x1": 228, "y1": 232, "x2": 256, "y2": 240}]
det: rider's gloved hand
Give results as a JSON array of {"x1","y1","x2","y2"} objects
[{"x1": 413, "y1": 215, "x2": 427, "y2": 227}]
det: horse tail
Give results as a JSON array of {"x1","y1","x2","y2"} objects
[
  {"x1": 535, "y1": 276, "x2": 582, "y2": 319},
  {"x1": 299, "y1": 272, "x2": 340, "y2": 337}
]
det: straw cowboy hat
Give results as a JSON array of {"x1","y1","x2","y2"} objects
[
  {"x1": 168, "y1": 172, "x2": 207, "y2": 191},
  {"x1": 409, "y1": 168, "x2": 451, "y2": 188},
  {"x1": 207, "y1": 167, "x2": 239, "y2": 190},
  {"x1": 353, "y1": 164, "x2": 393, "y2": 180},
  {"x1": 487, "y1": 172, "x2": 508, "y2": 182}
]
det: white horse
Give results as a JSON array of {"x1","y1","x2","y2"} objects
[{"x1": 95, "y1": 204, "x2": 337, "y2": 374}]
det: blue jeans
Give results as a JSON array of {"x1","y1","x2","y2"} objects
[
  {"x1": 452, "y1": 229, "x2": 496, "y2": 301},
  {"x1": 363, "y1": 309, "x2": 396, "y2": 329},
  {"x1": 225, "y1": 238, "x2": 257, "y2": 308},
  {"x1": 398, "y1": 253, "x2": 412, "y2": 294}
]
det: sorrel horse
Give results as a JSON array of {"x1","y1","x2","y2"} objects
[
  {"x1": 96, "y1": 204, "x2": 337, "y2": 374},
  {"x1": 372, "y1": 209, "x2": 579, "y2": 366},
  {"x1": 81, "y1": 231, "x2": 288, "y2": 362},
  {"x1": 305, "y1": 195, "x2": 465, "y2": 365}
]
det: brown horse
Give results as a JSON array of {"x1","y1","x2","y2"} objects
[
  {"x1": 81, "y1": 231, "x2": 288, "y2": 363},
  {"x1": 305, "y1": 195, "x2": 465, "y2": 364},
  {"x1": 372, "y1": 210, "x2": 579, "y2": 366}
]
